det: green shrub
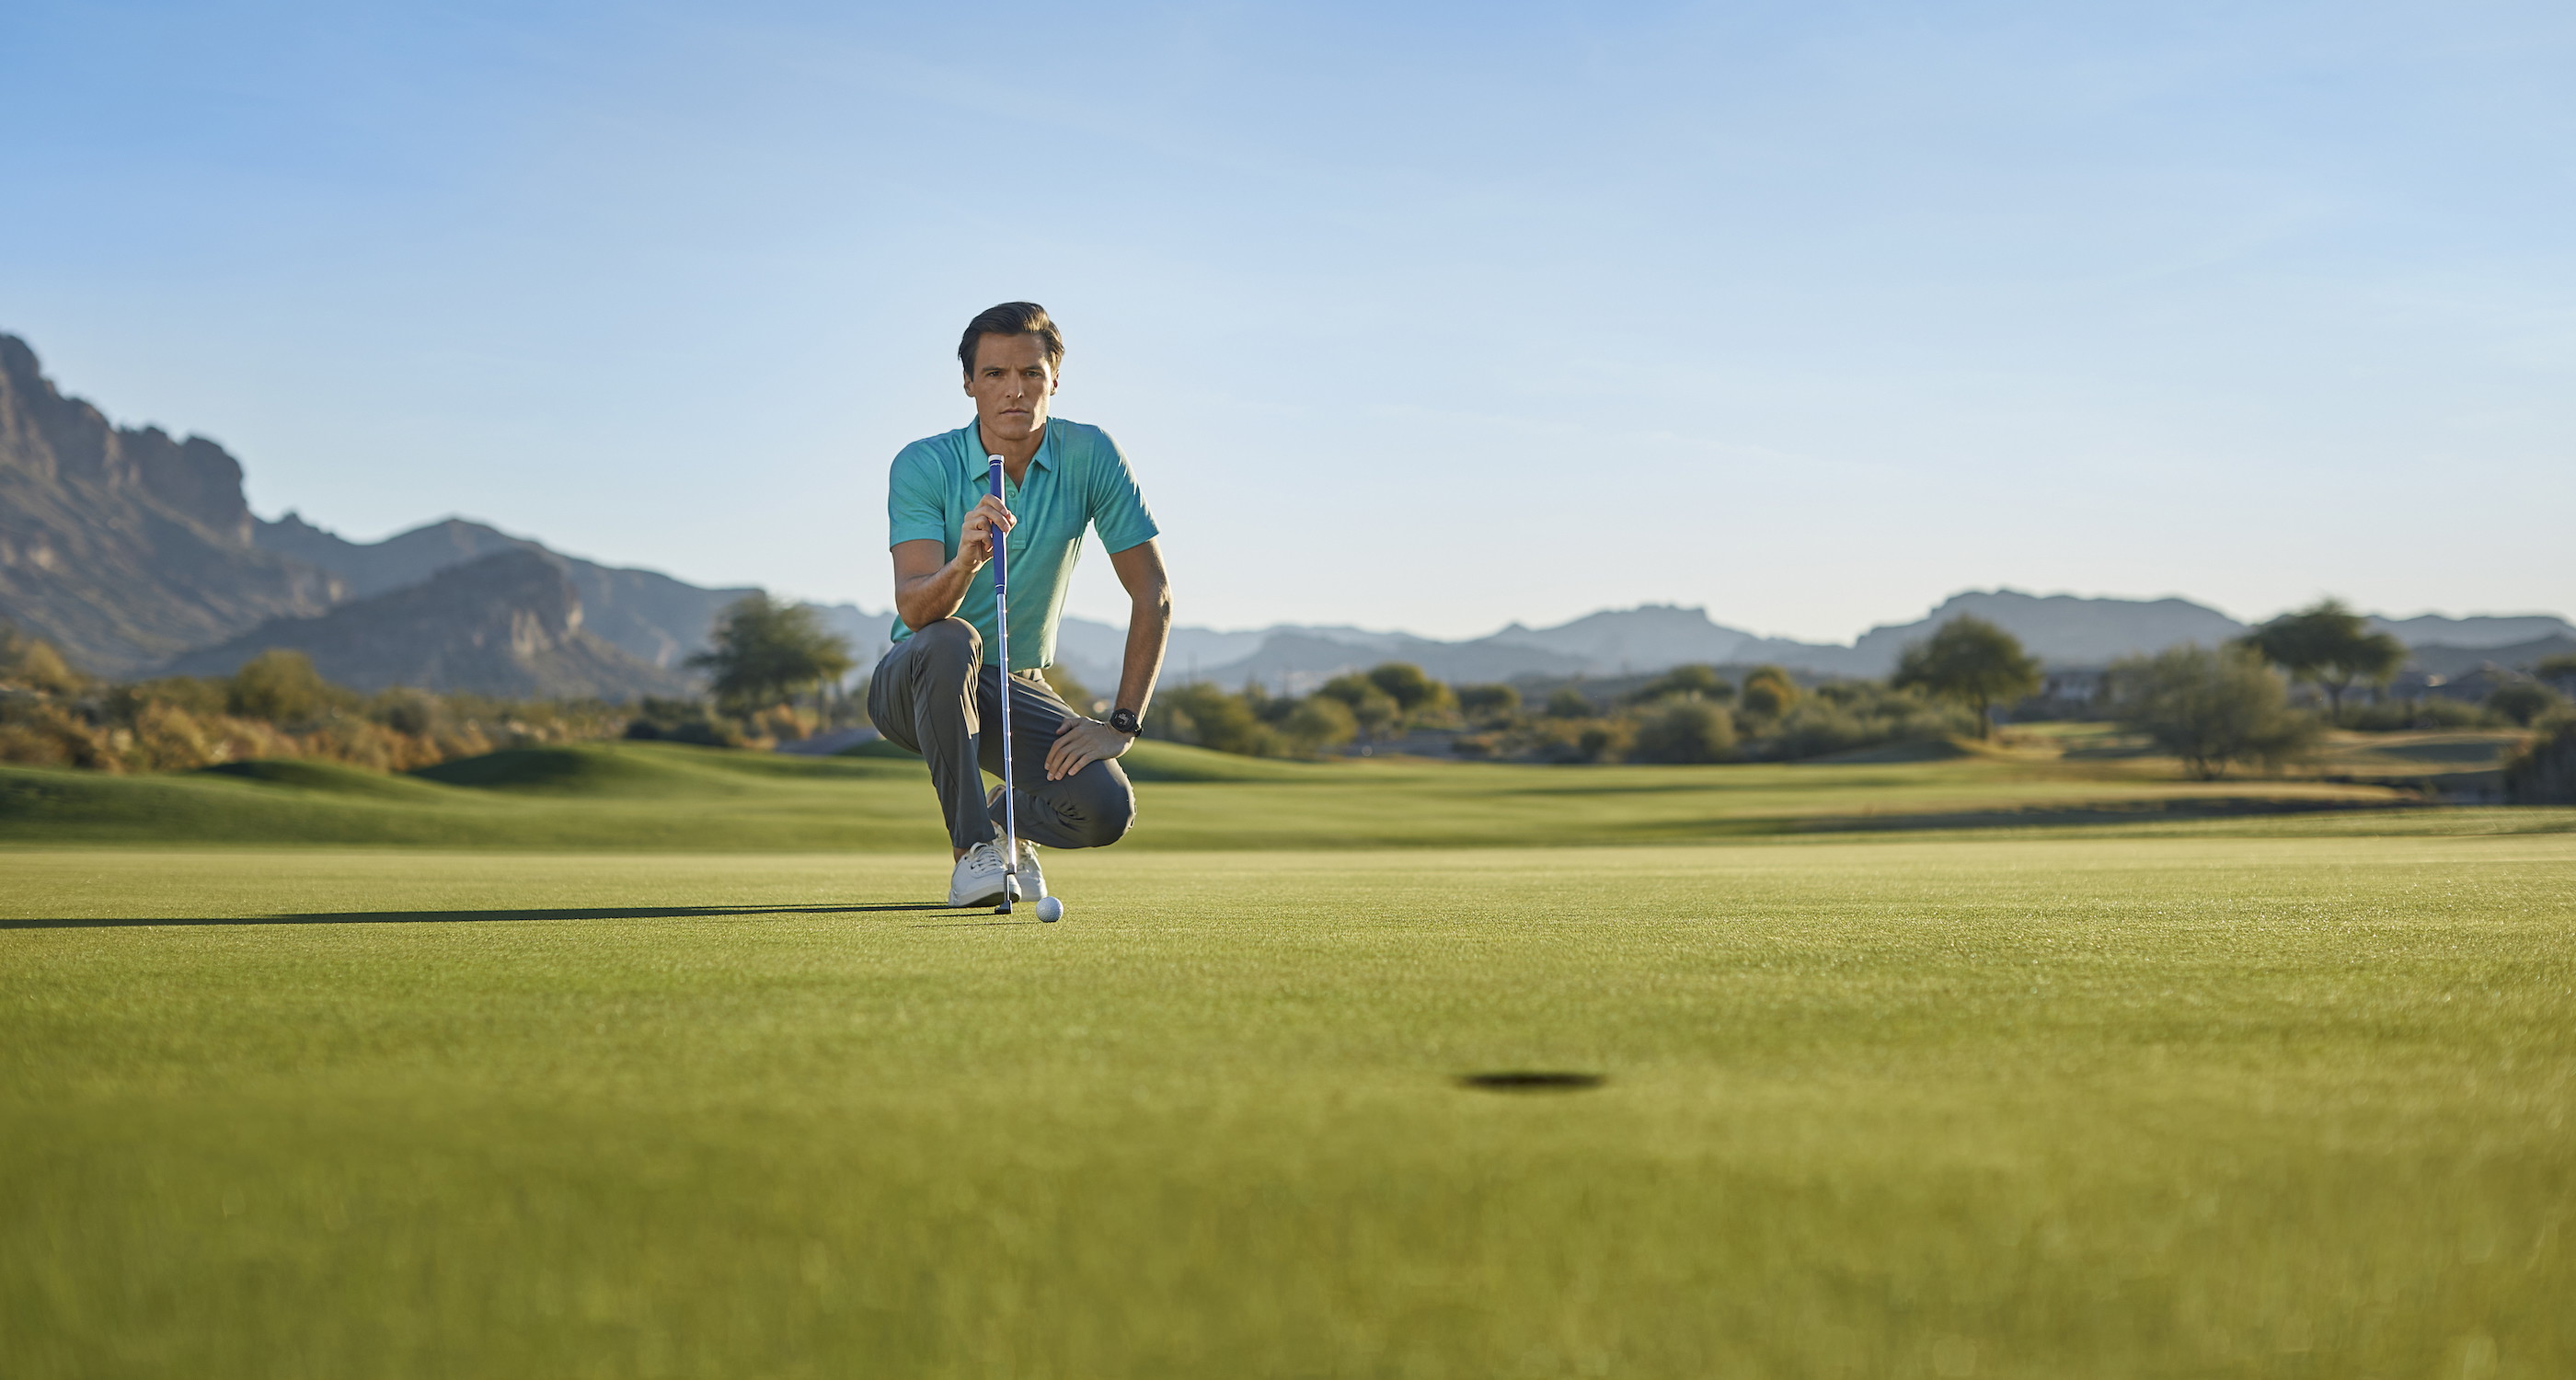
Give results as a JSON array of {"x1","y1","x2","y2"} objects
[
  {"x1": 1754, "y1": 687, "x2": 1975, "y2": 761},
  {"x1": 1282, "y1": 696, "x2": 1358, "y2": 754},
  {"x1": 1317, "y1": 675, "x2": 1400, "y2": 741},
  {"x1": 1631, "y1": 664, "x2": 1731, "y2": 705},
  {"x1": 1629, "y1": 699, "x2": 1737, "y2": 764},
  {"x1": 1456, "y1": 684, "x2": 1521, "y2": 726},
  {"x1": 226, "y1": 650, "x2": 343, "y2": 724},
  {"x1": 0, "y1": 627, "x2": 85, "y2": 695},
  {"x1": 2504, "y1": 719, "x2": 2576, "y2": 804},
  {"x1": 2486, "y1": 681, "x2": 2566, "y2": 728},
  {"x1": 1154, "y1": 684, "x2": 1281, "y2": 757},
  {"x1": 1366, "y1": 662, "x2": 1447, "y2": 714},
  {"x1": 1740, "y1": 666, "x2": 1800, "y2": 719}
]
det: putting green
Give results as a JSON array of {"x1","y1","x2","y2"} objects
[{"x1": 5, "y1": 834, "x2": 2570, "y2": 1377}]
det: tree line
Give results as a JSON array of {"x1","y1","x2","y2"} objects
[
  {"x1": 10, "y1": 592, "x2": 2570, "y2": 783},
  {"x1": 1137, "y1": 603, "x2": 2575, "y2": 779},
  {"x1": 0, "y1": 629, "x2": 627, "y2": 774}
]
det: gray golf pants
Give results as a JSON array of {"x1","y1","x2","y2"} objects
[{"x1": 866, "y1": 617, "x2": 1136, "y2": 852}]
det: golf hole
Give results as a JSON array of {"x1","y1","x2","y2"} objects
[{"x1": 1457, "y1": 1071, "x2": 1605, "y2": 1093}]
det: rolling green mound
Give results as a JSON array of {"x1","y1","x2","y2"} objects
[
  {"x1": 197, "y1": 759, "x2": 454, "y2": 799},
  {"x1": 1115, "y1": 740, "x2": 1336, "y2": 782},
  {"x1": 1800, "y1": 736, "x2": 1979, "y2": 765},
  {"x1": 411, "y1": 743, "x2": 707, "y2": 794},
  {"x1": 1, "y1": 735, "x2": 2548, "y2": 851}
]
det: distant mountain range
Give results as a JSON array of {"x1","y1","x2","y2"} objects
[
  {"x1": 1047, "y1": 592, "x2": 2575, "y2": 693},
  {"x1": 4, "y1": 330, "x2": 2569, "y2": 700}
]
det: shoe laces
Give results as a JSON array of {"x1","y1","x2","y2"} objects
[{"x1": 961, "y1": 841, "x2": 1008, "y2": 877}]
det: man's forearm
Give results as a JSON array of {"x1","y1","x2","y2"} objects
[
  {"x1": 896, "y1": 558, "x2": 975, "y2": 631},
  {"x1": 1115, "y1": 591, "x2": 1171, "y2": 718}
]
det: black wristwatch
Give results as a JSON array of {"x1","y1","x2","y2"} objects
[{"x1": 1108, "y1": 707, "x2": 1143, "y2": 736}]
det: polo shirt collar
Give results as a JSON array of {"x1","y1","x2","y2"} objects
[{"x1": 958, "y1": 419, "x2": 1057, "y2": 479}]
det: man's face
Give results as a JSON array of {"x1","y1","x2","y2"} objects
[{"x1": 964, "y1": 332, "x2": 1058, "y2": 442}]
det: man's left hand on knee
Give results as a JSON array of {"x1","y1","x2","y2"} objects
[{"x1": 1047, "y1": 717, "x2": 1133, "y2": 780}]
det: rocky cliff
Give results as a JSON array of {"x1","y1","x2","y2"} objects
[
  {"x1": 0, "y1": 332, "x2": 747, "y2": 699},
  {"x1": 0, "y1": 336, "x2": 341, "y2": 674}
]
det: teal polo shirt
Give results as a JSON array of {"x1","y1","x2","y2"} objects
[{"x1": 885, "y1": 417, "x2": 1158, "y2": 672}]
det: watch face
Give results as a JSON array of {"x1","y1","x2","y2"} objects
[{"x1": 1110, "y1": 708, "x2": 1141, "y2": 735}]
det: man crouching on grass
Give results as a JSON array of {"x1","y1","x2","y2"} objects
[{"x1": 866, "y1": 302, "x2": 1171, "y2": 907}]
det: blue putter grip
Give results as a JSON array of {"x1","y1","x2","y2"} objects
[{"x1": 983, "y1": 455, "x2": 1007, "y2": 593}]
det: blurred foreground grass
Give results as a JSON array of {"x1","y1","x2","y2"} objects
[{"x1": 5, "y1": 834, "x2": 2570, "y2": 1377}]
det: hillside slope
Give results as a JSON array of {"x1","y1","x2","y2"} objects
[
  {"x1": 258, "y1": 512, "x2": 757, "y2": 671},
  {"x1": 161, "y1": 549, "x2": 695, "y2": 698}
]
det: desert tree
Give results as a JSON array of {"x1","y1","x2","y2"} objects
[
  {"x1": 2238, "y1": 599, "x2": 2405, "y2": 722},
  {"x1": 688, "y1": 593, "x2": 856, "y2": 717},
  {"x1": 1888, "y1": 616, "x2": 2041, "y2": 739},
  {"x1": 2108, "y1": 645, "x2": 2319, "y2": 780}
]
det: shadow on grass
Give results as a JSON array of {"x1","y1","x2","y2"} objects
[{"x1": 0, "y1": 903, "x2": 953, "y2": 930}]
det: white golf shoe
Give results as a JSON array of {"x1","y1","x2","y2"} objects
[
  {"x1": 983, "y1": 785, "x2": 1048, "y2": 900},
  {"x1": 948, "y1": 842, "x2": 1017, "y2": 908},
  {"x1": 1011, "y1": 839, "x2": 1047, "y2": 901}
]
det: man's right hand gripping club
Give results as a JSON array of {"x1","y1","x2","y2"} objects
[{"x1": 894, "y1": 491, "x2": 1014, "y2": 629}]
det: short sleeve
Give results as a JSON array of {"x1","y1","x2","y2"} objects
[
  {"x1": 887, "y1": 443, "x2": 949, "y2": 549},
  {"x1": 1082, "y1": 429, "x2": 1160, "y2": 554}
]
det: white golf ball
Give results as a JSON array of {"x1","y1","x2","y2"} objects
[{"x1": 1035, "y1": 896, "x2": 1064, "y2": 923}]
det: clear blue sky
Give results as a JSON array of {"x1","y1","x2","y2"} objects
[{"x1": 6, "y1": 1, "x2": 2570, "y2": 640}]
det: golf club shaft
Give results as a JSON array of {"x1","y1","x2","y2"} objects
[{"x1": 986, "y1": 455, "x2": 1018, "y2": 908}]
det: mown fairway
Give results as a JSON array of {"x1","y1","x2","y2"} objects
[{"x1": 5, "y1": 824, "x2": 2571, "y2": 1378}]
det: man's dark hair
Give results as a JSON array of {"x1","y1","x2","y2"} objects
[{"x1": 958, "y1": 302, "x2": 1065, "y2": 378}]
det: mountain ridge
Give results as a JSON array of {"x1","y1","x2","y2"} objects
[
  {"x1": 256, "y1": 511, "x2": 758, "y2": 671},
  {"x1": 163, "y1": 549, "x2": 696, "y2": 699},
  {"x1": 6, "y1": 329, "x2": 2568, "y2": 699},
  {"x1": 1049, "y1": 593, "x2": 2576, "y2": 691}
]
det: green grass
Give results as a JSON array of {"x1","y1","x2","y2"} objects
[
  {"x1": 5, "y1": 833, "x2": 2572, "y2": 1378},
  {"x1": 0, "y1": 737, "x2": 2502, "y2": 852}
]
